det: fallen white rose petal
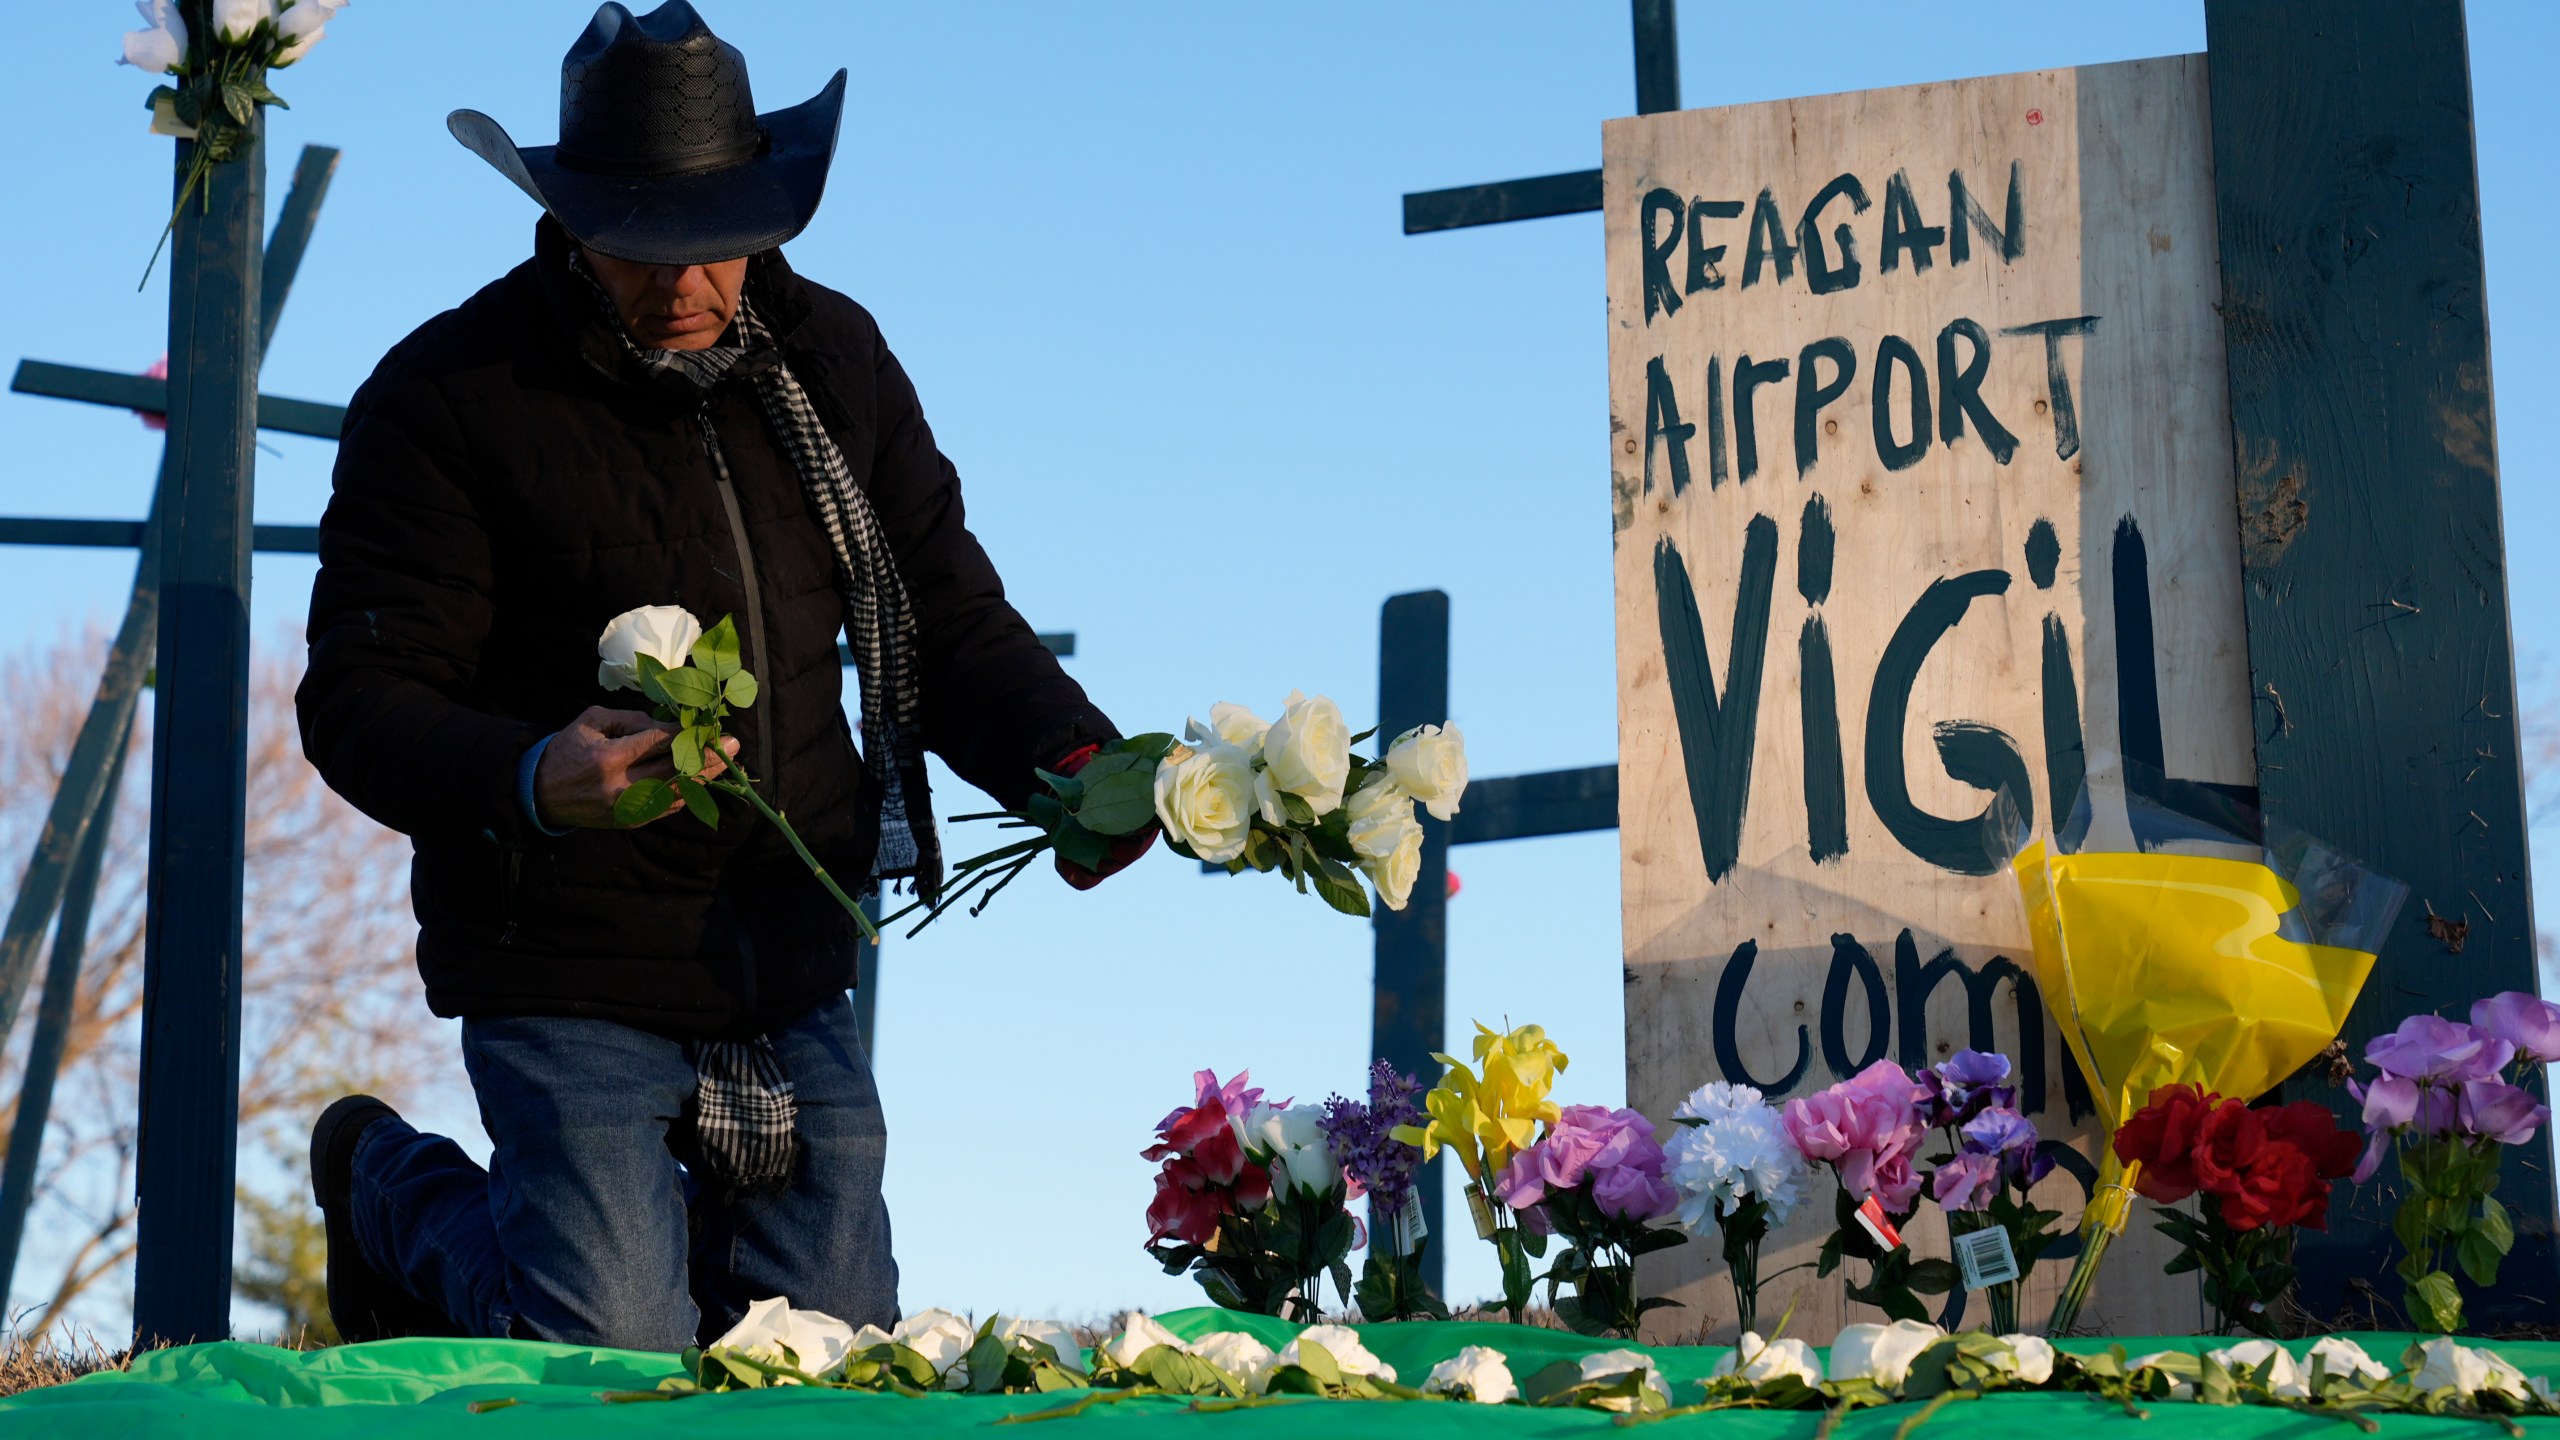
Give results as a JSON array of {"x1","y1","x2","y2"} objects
[
  {"x1": 1828, "y1": 1319, "x2": 1944, "y2": 1389},
  {"x1": 1576, "y1": 1349, "x2": 1670, "y2": 1411},
  {"x1": 1190, "y1": 1331, "x2": 1278, "y2": 1394},
  {"x1": 1711, "y1": 1332, "x2": 1820, "y2": 1386},
  {"x1": 1424, "y1": 1345, "x2": 1517, "y2": 1403}
]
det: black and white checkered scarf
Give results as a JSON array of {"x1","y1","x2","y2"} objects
[{"x1": 572, "y1": 254, "x2": 934, "y2": 1189}]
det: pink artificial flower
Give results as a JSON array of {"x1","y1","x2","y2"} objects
[
  {"x1": 1782, "y1": 1060, "x2": 1928, "y2": 1212},
  {"x1": 1161, "y1": 1068, "x2": 1269, "y2": 1132},
  {"x1": 1591, "y1": 1161, "x2": 1678, "y2": 1222},
  {"x1": 1931, "y1": 1151, "x2": 2000, "y2": 1212},
  {"x1": 2459, "y1": 1079, "x2": 2551, "y2": 1147},
  {"x1": 2366, "y1": 1015, "x2": 2515, "y2": 1084},
  {"x1": 2471, "y1": 992, "x2": 2560, "y2": 1067},
  {"x1": 1495, "y1": 1105, "x2": 1667, "y2": 1211}
]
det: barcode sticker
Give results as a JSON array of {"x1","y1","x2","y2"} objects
[
  {"x1": 1953, "y1": 1225, "x2": 2021, "y2": 1289},
  {"x1": 1377, "y1": 1191, "x2": 1428, "y2": 1254}
]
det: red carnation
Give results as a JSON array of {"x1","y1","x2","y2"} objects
[
  {"x1": 2260, "y1": 1100, "x2": 2360, "y2": 1181},
  {"x1": 2215, "y1": 1140, "x2": 2325, "y2": 1231},
  {"x1": 2191, "y1": 1099, "x2": 2268, "y2": 1198}
]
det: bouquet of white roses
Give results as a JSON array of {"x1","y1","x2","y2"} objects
[{"x1": 892, "y1": 690, "x2": 1466, "y2": 935}]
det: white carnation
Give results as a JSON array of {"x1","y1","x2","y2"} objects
[{"x1": 1667, "y1": 1104, "x2": 1805, "y2": 1234}]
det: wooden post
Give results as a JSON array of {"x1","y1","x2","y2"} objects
[
  {"x1": 1631, "y1": 0, "x2": 1680, "y2": 115},
  {"x1": 1372, "y1": 590, "x2": 1451, "y2": 1293},
  {"x1": 134, "y1": 114, "x2": 263, "y2": 1347},
  {"x1": 2203, "y1": 0, "x2": 2556, "y2": 1324}
]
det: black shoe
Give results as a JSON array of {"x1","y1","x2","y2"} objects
[{"x1": 310, "y1": 1095, "x2": 452, "y2": 1343}]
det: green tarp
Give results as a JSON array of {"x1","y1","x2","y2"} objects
[{"x1": 5, "y1": 1311, "x2": 2554, "y2": 1439}]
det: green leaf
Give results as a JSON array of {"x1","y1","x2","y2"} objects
[
  {"x1": 1309, "y1": 861, "x2": 1370, "y2": 918},
  {"x1": 2407, "y1": 1269, "x2": 2464, "y2": 1334},
  {"x1": 692, "y1": 616, "x2": 744, "y2": 679},
  {"x1": 2456, "y1": 1228, "x2": 2505, "y2": 1288},
  {"x1": 1034, "y1": 768, "x2": 1085, "y2": 805},
  {"x1": 1279, "y1": 791, "x2": 1316, "y2": 826},
  {"x1": 614, "y1": 778, "x2": 676, "y2": 828},
  {"x1": 1051, "y1": 818, "x2": 1108, "y2": 873},
  {"x1": 1074, "y1": 769, "x2": 1157, "y2": 835},
  {"x1": 1112, "y1": 732, "x2": 1179, "y2": 761},
  {"x1": 656, "y1": 665, "x2": 719, "y2": 710},
  {"x1": 2478, "y1": 1194, "x2": 2515, "y2": 1255},
  {"x1": 1071, "y1": 752, "x2": 1145, "y2": 786},
  {"x1": 723, "y1": 671, "x2": 758, "y2": 709},
  {"x1": 671, "y1": 726, "x2": 703, "y2": 776},
  {"x1": 675, "y1": 777, "x2": 717, "y2": 828},
  {"x1": 636, "y1": 654, "x2": 673, "y2": 707},
  {"x1": 221, "y1": 81, "x2": 254, "y2": 126},
  {"x1": 1906, "y1": 1257, "x2": 1959, "y2": 1294},
  {"x1": 1519, "y1": 1360, "x2": 1587, "y2": 1406},
  {"x1": 242, "y1": 79, "x2": 286, "y2": 107}
]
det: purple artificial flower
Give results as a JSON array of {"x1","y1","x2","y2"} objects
[
  {"x1": 1960, "y1": 1106, "x2": 2054, "y2": 1188},
  {"x1": 1320, "y1": 1061, "x2": 1425, "y2": 1212},
  {"x1": 1591, "y1": 1160, "x2": 1679, "y2": 1221},
  {"x1": 1932, "y1": 1151, "x2": 2000, "y2": 1212},
  {"x1": 2366, "y1": 1014, "x2": 2515, "y2": 1085},
  {"x1": 1494, "y1": 1105, "x2": 1670, "y2": 1213},
  {"x1": 2348, "y1": 1074, "x2": 2462, "y2": 1183},
  {"x1": 2352, "y1": 1075, "x2": 2420, "y2": 1132},
  {"x1": 1922, "y1": 1050, "x2": 2016, "y2": 1128},
  {"x1": 2458, "y1": 1079, "x2": 2552, "y2": 1147},
  {"x1": 2471, "y1": 992, "x2": 2560, "y2": 1067}
]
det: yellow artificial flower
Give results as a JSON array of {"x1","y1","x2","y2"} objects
[{"x1": 1390, "y1": 1021, "x2": 1570, "y2": 1184}]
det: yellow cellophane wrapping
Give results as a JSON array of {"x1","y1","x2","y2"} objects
[{"x1": 2011, "y1": 840, "x2": 2378, "y2": 1238}]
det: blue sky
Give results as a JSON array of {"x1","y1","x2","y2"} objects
[{"x1": 4, "y1": 2, "x2": 2557, "y2": 1327}]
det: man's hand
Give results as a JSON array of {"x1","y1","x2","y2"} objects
[
  {"x1": 1051, "y1": 742, "x2": 1160, "y2": 890},
  {"x1": 534, "y1": 705, "x2": 740, "y2": 829}
]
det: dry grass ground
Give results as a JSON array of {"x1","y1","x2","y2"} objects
[{"x1": 0, "y1": 1330, "x2": 125, "y2": 1397}]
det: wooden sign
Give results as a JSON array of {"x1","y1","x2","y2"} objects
[{"x1": 1607, "y1": 55, "x2": 2248, "y2": 1338}]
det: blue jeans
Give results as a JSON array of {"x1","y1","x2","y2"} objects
[{"x1": 348, "y1": 992, "x2": 898, "y2": 1350}]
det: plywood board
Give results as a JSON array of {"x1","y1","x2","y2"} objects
[{"x1": 1607, "y1": 55, "x2": 2246, "y2": 1341}]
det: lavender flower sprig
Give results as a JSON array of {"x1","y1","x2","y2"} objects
[{"x1": 1321, "y1": 1061, "x2": 1444, "y2": 1320}]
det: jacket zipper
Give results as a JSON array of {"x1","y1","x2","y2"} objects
[{"x1": 696, "y1": 410, "x2": 776, "y2": 789}]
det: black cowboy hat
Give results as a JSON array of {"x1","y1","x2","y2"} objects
[{"x1": 448, "y1": 1, "x2": 846, "y2": 266}]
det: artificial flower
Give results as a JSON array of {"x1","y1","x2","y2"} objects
[
  {"x1": 2458, "y1": 1078, "x2": 2551, "y2": 1146},
  {"x1": 1423, "y1": 1345, "x2": 1517, "y2": 1403},
  {"x1": 1494, "y1": 1104, "x2": 1674, "y2": 1219},
  {"x1": 121, "y1": 0, "x2": 189, "y2": 72},
  {"x1": 1781, "y1": 1059, "x2": 1928, "y2": 1212},
  {"x1": 2367, "y1": 1014, "x2": 2516, "y2": 1084},
  {"x1": 271, "y1": 0, "x2": 346, "y2": 65},
  {"x1": 211, "y1": 0, "x2": 270, "y2": 46},
  {"x1": 1919, "y1": 1050, "x2": 2014, "y2": 1128},
  {"x1": 2471, "y1": 991, "x2": 2560, "y2": 1065},
  {"x1": 1666, "y1": 1098, "x2": 1804, "y2": 1230},
  {"x1": 1247, "y1": 1101, "x2": 1342, "y2": 1196}
]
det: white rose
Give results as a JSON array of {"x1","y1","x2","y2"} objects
[
  {"x1": 1153, "y1": 741, "x2": 1256, "y2": 864},
  {"x1": 1362, "y1": 811, "x2": 1425, "y2": 912},
  {"x1": 1261, "y1": 690, "x2": 1351, "y2": 816},
  {"x1": 1990, "y1": 1334, "x2": 2055, "y2": 1386},
  {"x1": 891, "y1": 1307, "x2": 976, "y2": 1387},
  {"x1": 2413, "y1": 1338, "x2": 2530, "y2": 1399},
  {"x1": 2127, "y1": 1352, "x2": 2197, "y2": 1399},
  {"x1": 1828, "y1": 1320, "x2": 1944, "y2": 1390},
  {"x1": 2208, "y1": 1340, "x2": 2305, "y2": 1398},
  {"x1": 1712, "y1": 1333, "x2": 1821, "y2": 1386},
  {"x1": 1385, "y1": 723, "x2": 1469, "y2": 821},
  {"x1": 2305, "y1": 1337, "x2": 2390, "y2": 1387},
  {"x1": 1343, "y1": 774, "x2": 1416, "y2": 862},
  {"x1": 711, "y1": 1296, "x2": 860, "y2": 1380},
  {"x1": 211, "y1": 0, "x2": 270, "y2": 45},
  {"x1": 596, "y1": 604, "x2": 704, "y2": 693},
  {"x1": 1252, "y1": 767, "x2": 1289, "y2": 827},
  {"x1": 1247, "y1": 1102, "x2": 1339, "y2": 1195},
  {"x1": 1425, "y1": 1345, "x2": 1518, "y2": 1403},
  {"x1": 1190, "y1": 1331, "x2": 1277, "y2": 1394},
  {"x1": 1204, "y1": 702, "x2": 1270, "y2": 752},
  {"x1": 121, "y1": 0, "x2": 188, "y2": 72},
  {"x1": 1103, "y1": 1312, "x2": 1189, "y2": 1369},
  {"x1": 1577, "y1": 1350, "x2": 1671, "y2": 1411},
  {"x1": 1279, "y1": 1324, "x2": 1395, "y2": 1383},
  {"x1": 993, "y1": 1315, "x2": 1085, "y2": 1372}
]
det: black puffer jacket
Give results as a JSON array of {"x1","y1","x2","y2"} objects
[{"x1": 299, "y1": 219, "x2": 1112, "y2": 1038}]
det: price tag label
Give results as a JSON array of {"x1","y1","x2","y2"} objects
[
  {"x1": 1853, "y1": 1194, "x2": 1904, "y2": 1250},
  {"x1": 1953, "y1": 1225, "x2": 2021, "y2": 1289},
  {"x1": 1377, "y1": 1190, "x2": 1429, "y2": 1254}
]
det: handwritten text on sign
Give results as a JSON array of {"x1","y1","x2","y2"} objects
[{"x1": 1607, "y1": 58, "x2": 2251, "y2": 1335}]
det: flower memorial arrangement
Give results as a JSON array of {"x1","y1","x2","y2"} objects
[
  {"x1": 1665, "y1": 1081, "x2": 1804, "y2": 1335},
  {"x1": 1321, "y1": 1062, "x2": 1448, "y2": 1321},
  {"x1": 652, "y1": 1298, "x2": 2560, "y2": 1440},
  {"x1": 1918, "y1": 1051, "x2": 2064, "y2": 1335},
  {"x1": 1142, "y1": 1070, "x2": 1356, "y2": 1321},
  {"x1": 590, "y1": 606, "x2": 878, "y2": 940},
  {"x1": 1783, "y1": 1060, "x2": 1957, "y2": 1323},
  {"x1": 1392, "y1": 1022, "x2": 1569, "y2": 1322},
  {"x1": 121, "y1": 0, "x2": 351, "y2": 278},
  {"x1": 2112, "y1": 1085, "x2": 2361, "y2": 1336},
  {"x1": 2350, "y1": 993, "x2": 2557, "y2": 1333},
  {"x1": 1495, "y1": 1104, "x2": 1684, "y2": 1338},
  {"x1": 898, "y1": 694, "x2": 1466, "y2": 934}
]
